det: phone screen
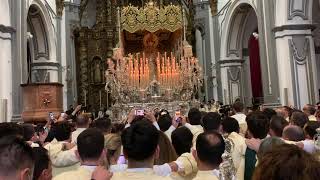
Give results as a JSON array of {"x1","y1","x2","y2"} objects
[
  {"x1": 49, "y1": 112, "x2": 54, "y2": 121},
  {"x1": 175, "y1": 111, "x2": 182, "y2": 123},
  {"x1": 135, "y1": 109, "x2": 144, "y2": 116}
]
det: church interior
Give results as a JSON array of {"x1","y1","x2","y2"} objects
[
  {"x1": 1, "y1": 1, "x2": 320, "y2": 180},
  {"x1": 0, "y1": 0, "x2": 319, "y2": 122}
]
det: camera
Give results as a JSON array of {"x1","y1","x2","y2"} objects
[{"x1": 219, "y1": 105, "x2": 231, "y2": 117}]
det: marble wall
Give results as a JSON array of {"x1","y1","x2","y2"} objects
[{"x1": 214, "y1": 0, "x2": 319, "y2": 107}]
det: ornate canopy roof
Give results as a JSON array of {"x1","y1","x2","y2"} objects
[{"x1": 121, "y1": 1, "x2": 183, "y2": 33}]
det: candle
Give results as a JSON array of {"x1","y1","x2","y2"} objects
[
  {"x1": 168, "y1": 56, "x2": 170, "y2": 89},
  {"x1": 140, "y1": 58, "x2": 143, "y2": 89}
]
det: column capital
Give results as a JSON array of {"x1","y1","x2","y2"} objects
[
  {"x1": 0, "y1": 24, "x2": 16, "y2": 34},
  {"x1": 219, "y1": 59, "x2": 244, "y2": 67},
  {"x1": 273, "y1": 24, "x2": 316, "y2": 32}
]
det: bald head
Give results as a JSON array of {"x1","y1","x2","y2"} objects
[
  {"x1": 196, "y1": 131, "x2": 225, "y2": 168},
  {"x1": 76, "y1": 114, "x2": 89, "y2": 128},
  {"x1": 303, "y1": 104, "x2": 316, "y2": 116},
  {"x1": 282, "y1": 125, "x2": 305, "y2": 142}
]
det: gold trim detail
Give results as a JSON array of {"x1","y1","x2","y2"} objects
[
  {"x1": 56, "y1": 0, "x2": 64, "y2": 17},
  {"x1": 209, "y1": 0, "x2": 218, "y2": 16},
  {"x1": 121, "y1": 2, "x2": 182, "y2": 33}
]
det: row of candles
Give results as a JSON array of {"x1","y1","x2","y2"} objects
[{"x1": 125, "y1": 52, "x2": 182, "y2": 90}]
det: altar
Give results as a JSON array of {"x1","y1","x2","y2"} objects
[{"x1": 105, "y1": 1, "x2": 203, "y2": 120}]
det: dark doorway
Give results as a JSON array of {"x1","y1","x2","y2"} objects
[{"x1": 249, "y1": 34, "x2": 263, "y2": 103}]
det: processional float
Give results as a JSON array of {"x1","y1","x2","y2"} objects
[{"x1": 105, "y1": 1, "x2": 203, "y2": 121}]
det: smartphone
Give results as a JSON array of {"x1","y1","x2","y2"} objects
[
  {"x1": 117, "y1": 155, "x2": 126, "y2": 164},
  {"x1": 175, "y1": 111, "x2": 182, "y2": 123},
  {"x1": 49, "y1": 112, "x2": 54, "y2": 121},
  {"x1": 43, "y1": 126, "x2": 49, "y2": 133},
  {"x1": 135, "y1": 109, "x2": 144, "y2": 116}
]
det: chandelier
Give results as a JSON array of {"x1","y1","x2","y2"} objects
[{"x1": 105, "y1": 51, "x2": 202, "y2": 103}]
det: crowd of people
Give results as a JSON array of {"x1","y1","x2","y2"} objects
[{"x1": 1, "y1": 101, "x2": 320, "y2": 180}]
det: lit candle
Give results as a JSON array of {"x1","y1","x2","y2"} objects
[
  {"x1": 167, "y1": 57, "x2": 170, "y2": 89},
  {"x1": 146, "y1": 58, "x2": 149, "y2": 88},
  {"x1": 156, "y1": 55, "x2": 160, "y2": 81},
  {"x1": 140, "y1": 58, "x2": 143, "y2": 89}
]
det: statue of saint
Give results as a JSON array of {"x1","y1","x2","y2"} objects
[
  {"x1": 143, "y1": 32, "x2": 159, "y2": 80},
  {"x1": 143, "y1": 32, "x2": 159, "y2": 57},
  {"x1": 92, "y1": 57, "x2": 103, "y2": 83}
]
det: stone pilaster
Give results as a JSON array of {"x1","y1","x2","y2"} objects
[
  {"x1": 219, "y1": 59, "x2": 244, "y2": 105},
  {"x1": 0, "y1": 24, "x2": 15, "y2": 122},
  {"x1": 274, "y1": 0, "x2": 318, "y2": 108}
]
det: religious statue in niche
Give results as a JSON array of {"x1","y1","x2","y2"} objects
[
  {"x1": 143, "y1": 32, "x2": 159, "y2": 57},
  {"x1": 91, "y1": 57, "x2": 104, "y2": 84},
  {"x1": 106, "y1": 58, "x2": 116, "y2": 74},
  {"x1": 150, "y1": 80, "x2": 160, "y2": 97},
  {"x1": 143, "y1": 32, "x2": 159, "y2": 80},
  {"x1": 105, "y1": 58, "x2": 116, "y2": 92}
]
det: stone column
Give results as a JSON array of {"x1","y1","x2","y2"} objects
[
  {"x1": 0, "y1": 0, "x2": 16, "y2": 122},
  {"x1": 194, "y1": 0, "x2": 216, "y2": 102},
  {"x1": 195, "y1": 29, "x2": 205, "y2": 100},
  {"x1": 274, "y1": 0, "x2": 318, "y2": 108},
  {"x1": 219, "y1": 60, "x2": 243, "y2": 105},
  {"x1": 0, "y1": 25, "x2": 15, "y2": 122},
  {"x1": 61, "y1": 2, "x2": 80, "y2": 108}
]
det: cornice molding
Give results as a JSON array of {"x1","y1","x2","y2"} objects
[
  {"x1": 273, "y1": 24, "x2": 316, "y2": 32},
  {"x1": 0, "y1": 24, "x2": 16, "y2": 34}
]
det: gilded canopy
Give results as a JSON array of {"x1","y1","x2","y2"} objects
[{"x1": 121, "y1": 2, "x2": 183, "y2": 33}]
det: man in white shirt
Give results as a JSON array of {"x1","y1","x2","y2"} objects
[
  {"x1": 181, "y1": 108, "x2": 204, "y2": 147},
  {"x1": 72, "y1": 114, "x2": 90, "y2": 144},
  {"x1": 157, "y1": 114, "x2": 177, "y2": 141},
  {"x1": 54, "y1": 128, "x2": 107, "y2": 180},
  {"x1": 231, "y1": 101, "x2": 247, "y2": 136},
  {"x1": 112, "y1": 119, "x2": 171, "y2": 180},
  {"x1": 303, "y1": 104, "x2": 317, "y2": 121},
  {"x1": 192, "y1": 131, "x2": 225, "y2": 180},
  {"x1": 44, "y1": 122, "x2": 79, "y2": 177}
]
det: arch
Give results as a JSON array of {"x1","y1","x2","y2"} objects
[
  {"x1": 194, "y1": 23, "x2": 205, "y2": 37},
  {"x1": 220, "y1": 0, "x2": 267, "y2": 105},
  {"x1": 28, "y1": 0, "x2": 56, "y2": 62},
  {"x1": 220, "y1": 0, "x2": 260, "y2": 59},
  {"x1": 27, "y1": 5, "x2": 50, "y2": 61}
]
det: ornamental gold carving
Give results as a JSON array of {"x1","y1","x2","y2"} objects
[
  {"x1": 56, "y1": 0, "x2": 64, "y2": 17},
  {"x1": 209, "y1": 0, "x2": 218, "y2": 16},
  {"x1": 121, "y1": 2, "x2": 183, "y2": 33}
]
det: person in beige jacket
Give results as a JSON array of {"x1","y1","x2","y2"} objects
[
  {"x1": 54, "y1": 128, "x2": 106, "y2": 180},
  {"x1": 191, "y1": 131, "x2": 225, "y2": 180},
  {"x1": 168, "y1": 112, "x2": 236, "y2": 180},
  {"x1": 221, "y1": 117, "x2": 247, "y2": 180},
  {"x1": 112, "y1": 118, "x2": 172, "y2": 180},
  {"x1": 44, "y1": 122, "x2": 79, "y2": 177}
]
